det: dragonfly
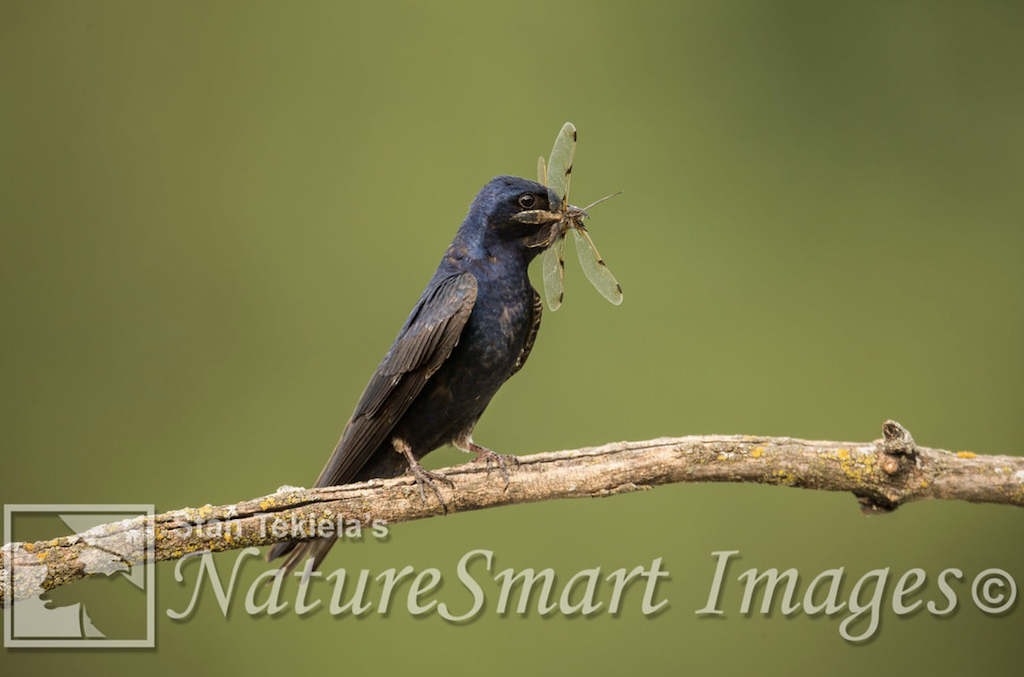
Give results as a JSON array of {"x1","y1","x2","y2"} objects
[{"x1": 535, "y1": 122, "x2": 623, "y2": 312}]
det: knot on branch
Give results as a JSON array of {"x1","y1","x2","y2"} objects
[
  {"x1": 878, "y1": 419, "x2": 917, "y2": 476},
  {"x1": 882, "y1": 420, "x2": 917, "y2": 457},
  {"x1": 856, "y1": 494, "x2": 898, "y2": 515},
  {"x1": 857, "y1": 420, "x2": 920, "y2": 515}
]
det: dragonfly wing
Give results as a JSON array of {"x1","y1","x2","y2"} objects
[
  {"x1": 541, "y1": 230, "x2": 566, "y2": 311},
  {"x1": 571, "y1": 224, "x2": 623, "y2": 305},
  {"x1": 537, "y1": 155, "x2": 547, "y2": 186},
  {"x1": 546, "y1": 122, "x2": 576, "y2": 209}
]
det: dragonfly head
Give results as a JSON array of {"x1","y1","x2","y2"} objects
[{"x1": 565, "y1": 204, "x2": 590, "y2": 220}]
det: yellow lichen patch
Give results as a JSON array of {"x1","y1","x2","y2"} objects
[
  {"x1": 835, "y1": 449, "x2": 871, "y2": 482},
  {"x1": 816, "y1": 447, "x2": 873, "y2": 482},
  {"x1": 751, "y1": 447, "x2": 764, "y2": 458},
  {"x1": 956, "y1": 451, "x2": 977, "y2": 459},
  {"x1": 771, "y1": 469, "x2": 796, "y2": 486}
]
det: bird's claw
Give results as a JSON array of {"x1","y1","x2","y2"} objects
[
  {"x1": 408, "y1": 464, "x2": 455, "y2": 514},
  {"x1": 395, "y1": 437, "x2": 454, "y2": 513},
  {"x1": 472, "y1": 447, "x2": 519, "y2": 490}
]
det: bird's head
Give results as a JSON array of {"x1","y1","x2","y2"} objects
[{"x1": 461, "y1": 176, "x2": 563, "y2": 260}]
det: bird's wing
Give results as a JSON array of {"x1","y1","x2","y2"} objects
[
  {"x1": 313, "y1": 272, "x2": 478, "y2": 488},
  {"x1": 509, "y1": 287, "x2": 542, "y2": 379}
]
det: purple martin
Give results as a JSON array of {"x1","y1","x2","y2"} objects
[{"x1": 268, "y1": 175, "x2": 563, "y2": 572}]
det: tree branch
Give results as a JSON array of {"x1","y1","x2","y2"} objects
[{"x1": 3, "y1": 421, "x2": 1022, "y2": 606}]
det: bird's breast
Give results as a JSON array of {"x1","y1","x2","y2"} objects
[{"x1": 462, "y1": 289, "x2": 529, "y2": 370}]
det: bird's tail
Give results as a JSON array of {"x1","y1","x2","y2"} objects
[
  {"x1": 266, "y1": 537, "x2": 338, "y2": 578},
  {"x1": 265, "y1": 424, "x2": 354, "y2": 576}
]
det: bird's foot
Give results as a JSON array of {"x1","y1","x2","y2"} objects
[
  {"x1": 407, "y1": 462, "x2": 456, "y2": 513},
  {"x1": 394, "y1": 437, "x2": 455, "y2": 513},
  {"x1": 465, "y1": 442, "x2": 518, "y2": 490}
]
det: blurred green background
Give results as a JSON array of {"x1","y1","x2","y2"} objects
[{"x1": 3, "y1": 0, "x2": 1023, "y2": 673}]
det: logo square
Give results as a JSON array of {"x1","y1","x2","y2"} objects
[{"x1": 3, "y1": 504, "x2": 156, "y2": 648}]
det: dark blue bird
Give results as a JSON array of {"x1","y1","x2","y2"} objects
[{"x1": 268, "y1": 175, "x2": 563, "y2": 572}]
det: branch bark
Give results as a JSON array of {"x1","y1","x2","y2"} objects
[{"x1": 3, "y1": 421, "x2": 1022, "y2": 606}]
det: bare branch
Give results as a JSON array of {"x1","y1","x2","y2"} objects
[{"x1": 3, "y1": 421, "x2": 1022, "y2": 606}]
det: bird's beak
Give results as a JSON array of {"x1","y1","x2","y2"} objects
[{"x1": 511, "y1": 209, "x2": 563, "y2": 225}]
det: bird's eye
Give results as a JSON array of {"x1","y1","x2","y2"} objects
[{"x1": 518, "y1": 193, "x2": 537, "y2": 209}]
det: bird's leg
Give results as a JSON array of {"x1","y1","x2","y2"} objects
[
  {"x1": 454, "y1": 434, "x2": 519, "y2": 490},
  {"x1": 393, "y1": 437, "x2": 454, "y2": 512}
]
